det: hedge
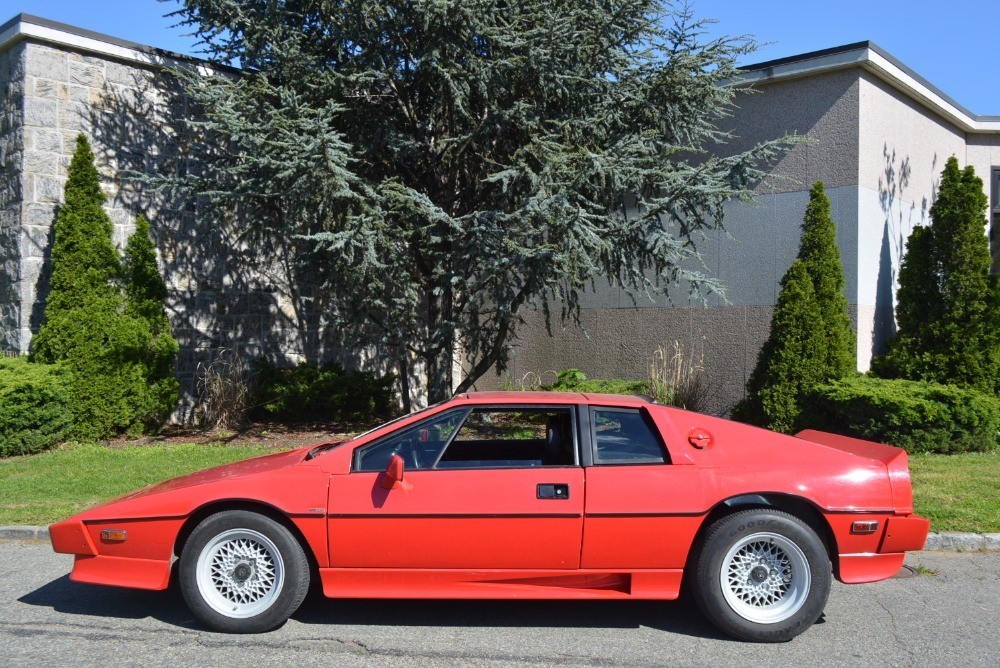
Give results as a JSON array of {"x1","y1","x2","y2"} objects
[
  {"x1": 0, "y1": 358, "x2": 75, "y2": 457},
  {"x1": 251, "y1": 359, "x2": 396, "y2": 424},
  {"x1": 801, "y1": 376, "x2": 1000, "y2": 454},
  {"x1": 541, "y1": 369, "x2": 651, "y2": 396}
]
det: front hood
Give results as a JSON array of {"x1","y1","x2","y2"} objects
[{"x1": 90, "y1": 447, "x2": 311, "y2": 510}]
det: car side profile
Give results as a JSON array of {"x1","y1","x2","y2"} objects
[{"x1": 49, "y1": 391, "x2": 929, "y2": 641}]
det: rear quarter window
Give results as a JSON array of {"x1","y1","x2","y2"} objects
[{"x1": 592, "y1": 408, "x2": 669, "y2": 465}]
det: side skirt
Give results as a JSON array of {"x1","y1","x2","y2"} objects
[{"x1": 319, "y1": 568, "x2": 683, "y2": 600}]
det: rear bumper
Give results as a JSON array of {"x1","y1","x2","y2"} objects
[
  {"x1": 836, "y1": 514, "x2": 930, "y2": 584},
  {"x1": 880, "y1": 515, "x2": 930, "y2": 553}
]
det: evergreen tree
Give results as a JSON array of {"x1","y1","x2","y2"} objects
[
  {"x1": 872, "y1": 157, "x2": 1000, "y2": 393},
  {"x1": 32, "y1": 135, "x2": 123, "y2": 363},
  {"x1": 123, "y1": 214, "x2": 180, "y2": 424},
  {"x1": 733, "y1": 260, "x2": 827, "y2": 432},
  {"x1": 161, "y1": 0, "x2": 796, "y2": 402},
  {"x1": 31, "y1": 135, "x2": 178, "y2": 436},
  {"x1": 799, "y1": 182, "x2": 856, "y2": 378}
]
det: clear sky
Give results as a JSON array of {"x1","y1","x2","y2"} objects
[{"x1": 9, "y1": 0, "x2": 999, "y2": 114}]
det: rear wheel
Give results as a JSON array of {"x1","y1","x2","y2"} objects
[
  {"x1": 692, "y1": 509, "x2": 831, "y2": 642},
  {"x1": 179, "y1": 510, "x2": 310, "y2": 633}
]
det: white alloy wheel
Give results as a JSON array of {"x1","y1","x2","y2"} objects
[
  {"x1": 719, "y1": 531, "x2": 810, "y2": 624},
  {"x1": 196, "y1": 528, "x2": 285, "y2": 618},
  {"x1": 692, "y1": 509, "x2": 831, "y2": 642}
]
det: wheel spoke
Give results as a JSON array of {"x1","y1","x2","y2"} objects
[
  {"x1": 196, "y1": 528, "x2": 286, "y2": 619},
  {"x1": 719, "y1": 532, "x2": 812, "y2": 624}
]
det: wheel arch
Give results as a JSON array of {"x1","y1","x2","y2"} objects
[
  {"x1": 687, "y1": 493, "x2": 838, "y2": 572},
  {"x1": 173, "y1": 499, "x2": 320, "y2": 577}
]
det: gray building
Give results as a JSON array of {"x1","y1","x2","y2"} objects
[
  {"x1": 506, "y1": 42, "x2": 1000, "y2": 412},
  {"x1": 1, "y1": 15, "x2": 998, "y2": 415}
]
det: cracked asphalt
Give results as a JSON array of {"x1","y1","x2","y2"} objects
[{"x1": 1, "y1": 541, "x2": 996, "y2": 667}]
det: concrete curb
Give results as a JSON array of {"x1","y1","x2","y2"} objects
[
  {"x1": 0, "y1": 526, "x2": 49, "y2": 541},
  {"x1": 1, "y1": 526, "x2": 998, "y2": 551}
]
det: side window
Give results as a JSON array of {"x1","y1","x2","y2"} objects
[
  {"x1": 436, "y1": 408, "x2": 576, "y2": 469},
  {"x1": 592, "y1": 408, "x2": 668, "y2": 465},
  {"x1": 355, "y1": 409, "x2": 466, "y2": 472}
]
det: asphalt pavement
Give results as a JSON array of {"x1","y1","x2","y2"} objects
[{"x1": 1, "y1": 540, "x2": 996, "y2": 667}]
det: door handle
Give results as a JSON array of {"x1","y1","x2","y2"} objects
[{"x1": 537, "y1": 483, "x2": 570, "y2": 500}]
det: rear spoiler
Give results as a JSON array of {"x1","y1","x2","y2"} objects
[{"x1": 795, "y1": 430, "x2": 914, "y2": 513}]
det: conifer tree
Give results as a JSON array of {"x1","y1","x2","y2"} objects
[
  {"x1": 162, "y1": 0, "x2": 796, "y2": 402},
  {"x1": 799, "y1": 182, "x2": 856, "y2": 378},
  {"x1": 872, "y1": 158, "x2": 1000, "y2": 392},
  {"x1": 733, "y1": 261, "x2": 827, "y2": 432},
  {"x1": 31, "y1": 135, "x2": 178, "y2": 436},
  {"x1": 123, "y1": 215, "x2": 180, "y2": 423},
  {"x1": 32, "y1": 135, "x2": 123, "y2": 363}
]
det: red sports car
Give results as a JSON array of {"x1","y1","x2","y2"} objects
[{"x1": 50, "y1": 391, "x2": 929, "y2": 641}]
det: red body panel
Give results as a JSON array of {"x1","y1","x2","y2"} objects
[
  {"x1": 70, "y1": 554, "x2": 172, "y2": 590},
  {"x1": 49, "y1": 391, "x2": 929, "y2": 601},
  {"x1": 328, "y1": 468, "x2": 584, "y2": 568},
  {"x1": 320, "y1": 569, "x2": 683, "y2": 599}
]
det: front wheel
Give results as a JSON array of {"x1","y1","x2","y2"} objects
[
  {"x1": 692, "y1": 509, "x2": 831, "y2": 642},
  {"x1": 179, "y1": 510, "x2": 310, "y2": 633}
]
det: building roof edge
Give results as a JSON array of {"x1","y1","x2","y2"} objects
[{"x1": 738, "y1": 40, "x2": 999, "y2": 133}]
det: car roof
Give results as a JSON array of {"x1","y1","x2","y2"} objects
[{"x1": 453, "y1": 391, "x2": 652, "y2": 407}]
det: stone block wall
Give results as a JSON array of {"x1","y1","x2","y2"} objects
[
  {"x1": 0, "y1": 41, "x2": 24, "y2": 353},
  {"x1": 5, "y1": 37, "x2": 347, "y2": 420}
]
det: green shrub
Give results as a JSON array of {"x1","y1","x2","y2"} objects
[
  {"x1": 733, "y1": 260, "x2": 827, "y2": 432},
  {"x1": 543, "y1": 368, "x2": 650, "y2": 396},
  {"x1": 0, "y1": 358, "x2": 74, "y2": 457},
  {"x1": 871, "y1": 158, "x2": 1000, "y2": 393},
  {"x1": 31, "y1": 135, "x2": 178, "y2": 438},
  {"x1": 251, "y1": 359, "x2": 395, "y2": 424},
  {"x1": 801, "y1": 376, "x2": 1000, "y2": 454},
  {"x1": 799, "y1": 182, "x2": 856, "y2": 378}
]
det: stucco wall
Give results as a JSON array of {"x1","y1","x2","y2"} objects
[
  {"x1": 722, "y1": 68, "x2": 860, "y2": 195},
  {"x1": 855, "y1": 71, "x2": 997, "y2": 368},
  {"x1": 0, "y1": 41, "x2": 24, "y2": 353},
  {"x1": 967, "y1": 136, "x2": 1000, "y2": 273},
  {"x1": 503, "y1": 73, "x2": 864, "y2": 415}
]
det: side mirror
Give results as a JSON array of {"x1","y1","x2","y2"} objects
[{"x1": 380, "y1": 454, "x2": 405, "y2": 490}]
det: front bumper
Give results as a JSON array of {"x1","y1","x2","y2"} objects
[{"x1": 50, "y1": 518, "x2": 173, "y2": 591}]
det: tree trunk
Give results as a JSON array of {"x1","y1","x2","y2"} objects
[{"x1": 425, "y1": 347, "x2": 453, "y2": 403}]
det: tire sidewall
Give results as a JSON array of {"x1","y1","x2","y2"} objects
[
  {"x1": 179, "y1": 510, "x2": 309, "y2": 633},
  {"x1": 694, "y1": 510, "x2": 831, "y2": 642}
]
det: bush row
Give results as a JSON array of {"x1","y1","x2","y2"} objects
[
  {"x1": 540, "y1": 368, "x2": 997, "y2": 454},
  {"x1": 1, "y1": 355, "x2": 398, "y2": 458},
  {"x1": 801, "y1": 376, "x2": 999, "y2": 454},
  {"x1": 541, "y1": 368, "x2": 651, "y2": 396},
  {"x1": 0, "y1": 358, "x2": 75, "y2": 457},
  {"x1": 250, "y1": 359, "x2": 396, "y2": 424}
]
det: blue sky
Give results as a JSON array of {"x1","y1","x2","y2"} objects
[{"x1": 10, "y1": 0, "x2": 998, "y2": 114}]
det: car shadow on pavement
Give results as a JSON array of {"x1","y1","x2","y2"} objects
[
  {"x1": 20, "y1": 576, "x2": 739, "y2": 641},
  {"x1": 18, "y1": 575, "x2": 200, "y2": 629},
  {"x1": 292, "y1": 593, "x2": 734, "y2": 641}
]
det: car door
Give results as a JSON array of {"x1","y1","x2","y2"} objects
[
  {"x1": 581, "y1": 405, "x2": 707, "y2": 569},
  {"x1": 328, "y1": 405, "x2": 584, "y2": 569}
]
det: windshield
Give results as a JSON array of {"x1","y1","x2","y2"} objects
[{"x1": 346, "y1": 399, "x2": 451, "y2": 442}]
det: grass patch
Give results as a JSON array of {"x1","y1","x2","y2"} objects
[
  {"x1": 0, "y1": 444, "x2": 996, "y2": 533},
  {"x1": 0, "y1": 443, "x2": 271, "y2": 525},
  {"x1": 910, "y1": 451, "x2": 1000, "y2": 533}
]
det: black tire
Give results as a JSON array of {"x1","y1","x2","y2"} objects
[
  {"x1": 691, "y1": 509, "x2": 831, "y2": 642},
  {"x1": 179, "y1": 510, "x2": 310, "y2": 633}
]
